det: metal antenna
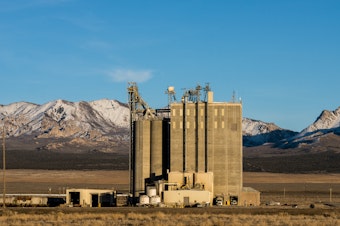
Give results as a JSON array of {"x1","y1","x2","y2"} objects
[
  {"x1": 232, "y1": 90, "x2": 236, "y2": 103},
  {"x1": 203, "y1": 83, "x2": 211, "y2": 102},
  {"x1": 184, "y1": 84, "x2": 202, "y2": 103},
  {"x1": 181, "y1": 88, "x2": 188, "y2": 103},
  {"x1": 195, "y1": 84, "x2": 202, "y2": 103}
]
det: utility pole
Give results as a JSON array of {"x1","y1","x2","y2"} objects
[
  {"x1": 283, "y1": 187, "x2": 286, "y2": 200},
  {"x1": 2, "y1": 125, "x2": 5, "y2": 209}
]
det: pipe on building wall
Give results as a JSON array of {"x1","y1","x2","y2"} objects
[
  {"x1": 204, "y1": 102, "x2": 208, "y2": 172},
  {"x1": 183, "y1": 100, "x2": 187, "y2": 172},
  {"x1": 195, "y1": 101, "x2": 199, "y2": 172}
]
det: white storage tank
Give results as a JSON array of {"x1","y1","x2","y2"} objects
[
  {"x1": 146, "y1": 186, "x2": 157, "y2": 197},
  {"x1": 139, "y1": 195, "x2": 150, "y2": 205},
  {"x1": 167, "y1": 86, "x2": 175, "y2": 92},
  {"x1": 150, "y1": 195, "x2": 161, "y2": 205}
]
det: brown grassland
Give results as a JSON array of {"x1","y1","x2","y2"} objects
[
  {"x1": 1, "y1": 207, "x2": 339, "y2": 226},
  {"x1": 0, "y1": 170, "x2": 340, "y2": 225}
]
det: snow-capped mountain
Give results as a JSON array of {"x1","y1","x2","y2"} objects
[
  {"x1": 242, "y1": 118, "x2": 297, "y2": 147},
  {"x1": 0, "y1": 99, "x2": 295, "y2": 145},
  {"x1": 1, "y1": 99, "x2": 339, "y2": 152},
  {"x1": 243, "y1": 118, "x2": 285, "y2": 136},
  {"x1": 243, "y1": 106, "x2": 340, "y2": 148},
  {"x1": 0, "y1": 99, "x2": 129, "y2": 138},
  {"x1": 283, "y1": 106, "x2": 340, "y2": 148},
  {"x1": 300, "y1": 107, "x2": 340, "y2": 135},
  {"x1": 0, "y1": 99, "x2": 130, "y2": 152}
]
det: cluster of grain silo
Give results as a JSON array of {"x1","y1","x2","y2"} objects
[{"x1": 128, "y1": 82, "x2": 260, "y2": 207}]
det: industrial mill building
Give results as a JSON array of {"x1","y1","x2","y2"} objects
[{"x1": 128, "y1": 83, "x2": 260, "y2": 207}]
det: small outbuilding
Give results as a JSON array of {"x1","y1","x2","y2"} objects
[
  {"x1": 66, "y1": 188, "x2": 115, "y2": 207},
  {"x1": 239, "y1": 187, "x2": 261, "y2": 206}
]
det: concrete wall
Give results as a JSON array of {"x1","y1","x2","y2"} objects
[
  {"x1": 195, "y1": 172, "x2": 214, "y2": 200},
  {"x1": 170, "y1": 104, "x2": 184, "y2": 172},
  {"x1": 150, "y1": 120, "x2": 163, "y2": 177},
  {"x1": 167, "y1": 171, "x2": 214, "y2": 204},
  {"x1": 132, "y1": 119, "x2": 169, "y2": 197},
  {"x1": 210, "y1": 103, "x2": 243, "y2": 197},
  {"x1": 163, "y1": 190, "x2": 211, "y2": 207},
  {"x1": 170, "y1": 101, "x2": 243, "y2": 199},
  {"x1": 170, "y1": 103, "x2": 209, "y2": 173},
  {"x1": 239, "y1": 187, "x2": 261, "y2": 206},
  {"x1": 134, "y1": 120, "x2": 151, "y2": 196}
]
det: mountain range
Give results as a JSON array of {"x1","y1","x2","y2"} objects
[
  {"x1": 1, "y1": 99, "x2": 340, "y2": 153},
  {"x1": 1, "y1": 99, "x2": 340, "y2": 172},
  {"x1": 0, "y1": 99, "x2": 129, "y2": 153}
]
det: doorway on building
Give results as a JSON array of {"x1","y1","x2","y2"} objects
[
  {"x1": 92, "y1": 194, "x2": 99, "y2": 207},
  {"x1": 183, "y1": 196, "x2": 189, "y2": 207},
  {"x1": 69, "y1": 192, "x2": 80, "y2": 206}
]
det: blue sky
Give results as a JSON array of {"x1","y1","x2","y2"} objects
[{"x1": 0, "y1": 0, "x2": 339, "y2": 132}]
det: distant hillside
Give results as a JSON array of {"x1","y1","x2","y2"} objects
[
  {"x1": 1, "y1": 100, "x2": 340, "y2": 153},
  {"x1": 242, "y1": 118, "x2": 298, "y2": 147},
  {"x1": 0, "y1": 99, "x2": 129, "y2": 153},
  {"x1": 1, "y1": 99, "x2": 297, "y2": 152},
  {"x1": 243, "y1": 106, "x2": 340, "y2": 173},
  {"x1": 1, "y1": 99, "x2": 340, "y2": 172},
  {"x1": 277, "y1": 106, "x2": 340, "y2": 149}
]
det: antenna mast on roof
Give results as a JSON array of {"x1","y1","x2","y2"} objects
[
  {"x1": 182, "y1": 84, "x2": 202, "y2": 103},
  {"x1": 232, "y1": 90, "x2": 236, "y2": 103},
  {"x1": 203, "y1": 83, "x2": 211, "y2": 102}
]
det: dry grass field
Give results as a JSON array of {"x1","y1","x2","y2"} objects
[
  {"x1": 0, "y1": 170, "x2": 340, "y2": 225},
  {"x1": 1, "y1": 170, "x2": 340, "y2": 204},
  {"x1": 1, "y1": 207, "x2": 340, "y2": 226},
  {"x1": 244, "y1": 172, "x2": 340, "y2": 205},
  {"x1": 0, "y1": 170, "x2": 129, "y2": 194}
]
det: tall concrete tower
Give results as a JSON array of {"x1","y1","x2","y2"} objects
[
  {"x1": 170, "y1": 90, "x2": 243, "y2": 202},
  {"x1": 128, "y1": 83, "x2": 259, "y2": 206}
]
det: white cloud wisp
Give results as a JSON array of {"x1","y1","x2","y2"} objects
[{"x1": 108, "y1": 69, "x2": 153, "y2": 83}]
